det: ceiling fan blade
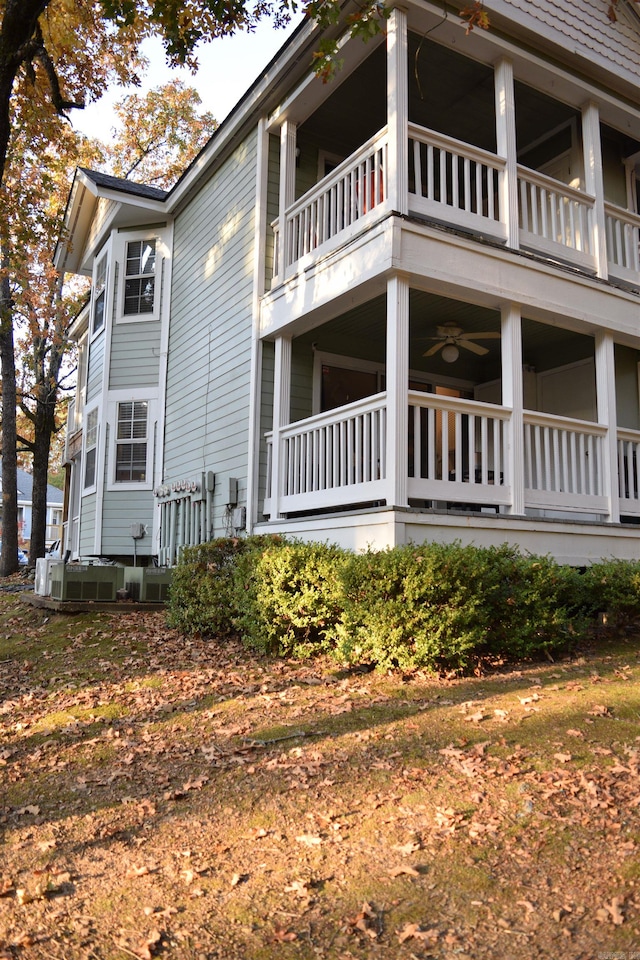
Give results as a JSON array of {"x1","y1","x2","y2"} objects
[
  {"x1": 458, "y1": 332, "x2": 501, "y2": 341},
  {"x1": 459, "y1": 340, "x2": 489, "y2": 356},
  {"x1": 423, "y1": 342, "x2": 444, "y2": 357}
]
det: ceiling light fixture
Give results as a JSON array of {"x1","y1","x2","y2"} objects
[{"x1": 441, "y1": 344, "x2": 459, "y2": 363}]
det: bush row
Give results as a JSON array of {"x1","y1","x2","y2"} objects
[{"x1": 167, "y1": 537, "x2": 640, "y2": 672}]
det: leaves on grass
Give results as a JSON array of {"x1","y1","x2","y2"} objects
[
  {"x1": 397, "y1": 922, "x2": 439, "y2": 943},
  {"x1": 347, "y1": 901, "x2": 379, "y2": 939},
  {"x1": 596, "y1": 896, "x2": 625, "y2": 924},
  {"x1": 270, "y1": 926, "x2": 297, "y2": 942}
]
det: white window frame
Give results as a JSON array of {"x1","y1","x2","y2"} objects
[
  {"x1": 83, "y1": 406, "x2": 100, "y2": 493},
  {"x1": 90, "y1": 250, "x2": 108, "y2": 339},
  {"x1": 106, "y1": 391, "x2": 157, "y2": 491},
  {"x1": 116, "y1": 230, "x2": 163, "y2": 324}
]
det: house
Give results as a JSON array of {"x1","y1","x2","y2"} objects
[
  {"x1": 56, "y1": 0, "x2": 640, "y2": 567},
  {"x1": 0, "y1": 464, "x2": 64, "y2": 549}
]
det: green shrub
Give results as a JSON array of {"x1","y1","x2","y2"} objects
[
  {"x1": 580, "y1": 559, "x2": 640, "y2": 626},
  {"x1": 233, "y1": 539, "x2": 347, "y2": 657},
  {"x1": 335, "y1": 542, "x2": 585, "y2": 672},
  {"x1": 167, "y1": 536, "x2": 279, "y2": 637}
]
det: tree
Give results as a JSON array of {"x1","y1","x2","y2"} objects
[{"x1": 104, "y1": 80, "x2": 217, "y2": 187}]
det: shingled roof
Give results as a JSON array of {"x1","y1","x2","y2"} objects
[{"x1": 78, "y1": 168, "x2": 168, "y2": 202}]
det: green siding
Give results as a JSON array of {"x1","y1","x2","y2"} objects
[
  {"x1": 79, "y1": 494, "x2": 97, "y2": 555},
  {"x1": 101, "y1": 491, "x2": 156, "y2": 556},
  {"x1": 164, "y1": 130, "x2": 258, "y2": 537},
  {"x1": 86, "y1": 332, "x2": 105, "y2": 404},
  {"x1": 109, "y1": 321, "x2": 161, "y2": 389}
]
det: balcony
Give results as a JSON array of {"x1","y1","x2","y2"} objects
[
  {"x1": 271, "y1": 124, "x2": 639, "y2": 291},
  {"x1": 264, "y1": 390, "x2": 639, "y2": 522}
]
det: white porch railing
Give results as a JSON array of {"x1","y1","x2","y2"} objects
[
  {"x1": 406, "y1": 391, "x2": 511, "y2": 507},
  {"x1": 605, "y1": 202, "x2": 640, "y2": 285},
  {"x1": 523, "y1": 410, "x2": 607, "y2": 512},
  {"x1": 408, "y1": 124, "x2": 507, "y2": 242},
  {"x1": 517, "y1": 167, "x2": 596, "y2": 271},
  {"x1": 271, "y1": 124, "x2": 639, "y2": 288},
  {"x1": 264, "y1": 393, "x2": 387, "y2": 515},
  {"x1": 274, "y1": 128, "x2": 389, "y2": 278},
  {"x1": 617, "y1": 427, "x2": 640, "y2": 517}
]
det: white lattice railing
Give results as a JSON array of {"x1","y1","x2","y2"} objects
[
  {"x1": 408, "y1": 123, "x2": 507, "y2": 242},
  {"x1": 605, "y1": 203, "x2": 640, "y2": 284},
  {"x1": 276, "y1": 128, "x2": 388, "y2": 276},
  {"x1": 517, "y1": 167, "x2": 596, "y2": 270},
  {"x1": 407, "y1": 391, "x2": 511, "y2": 506},
  {"x1": 617, "y1": 427, "x2": 640, "y2": 517},
  {"x1": 523, "y1": 410, "x2": 607, "y2": 512}
]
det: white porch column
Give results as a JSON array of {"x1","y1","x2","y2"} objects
[
  {"x1": 387, "y1": 6, "x2": 408, "y2": 215},
  {"x1": 386, "y1": 274, "x2": 409, "y2": 507},
  {"x1": 270, "y1": 335, "x2": 292, "y2": 520},
  {"x1": 494, "y1": 58, "x2": 519, "y2": 250},
  {"x1": 501, "y1": 303, "x2": 525, "y2": 515},
  {"x1": 595, "y1": 331, "x2": 620, "y2": 523},
  {"x1": 582, "y1": 101, "x2": 608, "y2": 281},
  {"x1": 247, "y1": 117, "x2": 269, "y2": 533},
  {"x1": 277, "y1": 120, "x2": 297, "y2": 278}
]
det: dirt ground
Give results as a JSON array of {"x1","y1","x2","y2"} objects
[{"x1": 1, "y1": 588, "x2": 639, "y2": 959}]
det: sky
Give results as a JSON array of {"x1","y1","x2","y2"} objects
[{"x1": 73, "y1": 16, "x2": 303, "y2": 141}]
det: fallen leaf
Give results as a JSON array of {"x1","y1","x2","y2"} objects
[
  {"x1": 589, "y1": 704, "x2": 612, "y2": 717},
  {"x1": 397, "y1": 922, "x2": 439, "y2": 943},
  {"x1": 393, "y1": 839, "x2": 421, "y2": 856},
  {"x1": 137, "y1": 929, "x2": 162, "y2": 959},
  {"x1": 596, "y1": 897, "x2": 625, "y2": 925},
  {"x1": 464, "y1": 710, "x2": 485, "y2": 723},
  {"x1": 389, "y1": 865, "x2": 420, "y2": 878},
  {"x1": 15, "y1": 805, "x2": 40, "y2": 817},
  {"x1": 270, "y1": 926, "x2": 297, "y2": 942},
  {"x1": 295, "y1": 834, "x2": 322, "y2": 846},
  {"x1": 554, "y1": 753, "x2": 572, "y2": 763}
]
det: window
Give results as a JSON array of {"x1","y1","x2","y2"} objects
[
  {"x1": 124, "y1": 240, "x2": 156, "y2": 316},
  {"x1": 115, "y1": 401, "x2": 148, "y2": 482},
  {"x1": 84, "y1": 409, "x2": 99, "y2": 488},
  {"x1": 92, "y1": 255, "x2": 107, "y2": 334}
]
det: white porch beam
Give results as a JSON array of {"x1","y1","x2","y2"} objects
[
  {"x1": 582, "y1": 101, "x2": 608, "y2": 281},
  {"x1": 387, "y1": 7, "x2": 408, "y2": 215},
  {"x1": 386, "y1": 274, "x2": 409, "y2": 507},
  {"x1": 595, "y1": 331, "x2": 620, "y2": 523},
  {"x1": 494, "y1": 58, "x2": 519, "y2": 250},
  {"x1": 501, "y1": 303, "x2": 524, "y2": 515},
  {"x1": 270, "y1": 335, "x2": 292, "y2": 520}
]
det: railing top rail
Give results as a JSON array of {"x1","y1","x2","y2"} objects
[
  {"x1": 285, "y1": 126, "x2": 389, "y2": 222},
  {"x1": 407, "y1": 122, "x2": 506, "y2": 169},
  {"x1": 278, "y1": 392, "x2": 387, "y2": 436},
  {"x1": 408, "y1": 389, "x2": 510, "y2": 420},
  {"x1": 523, "y1": 408, "x2": 606, "y2": 435},
  {"x1": 517, "y1": 165, "x2": 595, "y2": 206},
  {"x1": 617, "y1": 426, "x2": 640, "y2": 442},
  {"x1": 604, "y1": 201, "x2": 640, "y2": 229}
]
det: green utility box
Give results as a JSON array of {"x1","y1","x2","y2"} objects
[
  {"x1": 50, "y1": 563, "x2": 124, "y2": 602},
  {"x1": 124, "y1": 566, "x2": 173, "y2": 602}
]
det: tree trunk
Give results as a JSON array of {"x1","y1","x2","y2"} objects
[{"x1": 0, "y1": 267, "x2": 18, "y2": 576}]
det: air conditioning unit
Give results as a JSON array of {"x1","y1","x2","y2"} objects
[
  {"x1": 50, "y1": 563, "x2": 124, "y2": 602},
  {"x1": 124, "y1": 566, "x2": 173, "y2": 602},
  {"x1": 34, "y1": 557, "x2": 58, "y2": 597}
]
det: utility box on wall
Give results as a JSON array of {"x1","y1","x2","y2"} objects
[
  {"x1": 124, "y1": 566, "x2": 173, "y2": 602},
  {"x1": 50, "y1": 563, "x2": 124, "y2": 602}
]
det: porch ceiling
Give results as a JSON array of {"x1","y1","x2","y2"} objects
[{"x1": 295, "y1": 291, "x2": 600, "y2": 384}]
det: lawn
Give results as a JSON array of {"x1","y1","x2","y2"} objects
[{"x1": 1, "y1": 588, "x2": 639, "y2": 959}]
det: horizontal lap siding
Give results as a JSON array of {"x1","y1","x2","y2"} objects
[
  {"x1": 86, "y1": 333, "x2": 105, "y2": 404},
  {"x1": 101, "y1": 492, "x2": 155, "y2": 556},
  {"x1": 109, "y1": 321, "x2": 161, "y2": 389},
  {"x1": 164, "y1": 131, "x2": 258, "y2": 536},
  {"x1": 79, "y1": 494, "x2": 96, "y2": 555}
]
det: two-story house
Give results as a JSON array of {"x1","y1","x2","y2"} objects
[{"x1": 57, "y1": 0, "x2": 640, "y2": 567}]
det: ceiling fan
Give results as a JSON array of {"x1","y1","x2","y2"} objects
[{"x1": 422, "y1": 322, "x2": 501, "y2": 363}]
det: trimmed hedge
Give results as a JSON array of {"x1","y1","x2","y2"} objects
[{"x1": 167, "y1": 537, "x2": 640, "y2": 673}]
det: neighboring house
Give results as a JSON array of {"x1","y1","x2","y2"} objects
[
  {"x1": 0, "y1": 464, "x2": 64, "y2": 549},
  {"x1": 56, "y1": 0, "x2": 640, "y2": 567}
]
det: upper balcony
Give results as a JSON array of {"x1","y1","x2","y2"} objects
[{"x1": 266, "y1": 23, "x2": 640, "y2": 307}]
